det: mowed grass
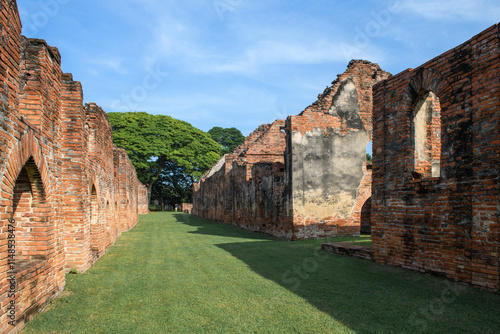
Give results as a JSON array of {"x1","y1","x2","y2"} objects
[
  {"x1": 23, "y1": 213, "x2": 499, "y2": 333},
  {"x1": 320, "y1": 234, "x2": 373, "y2": 247}
]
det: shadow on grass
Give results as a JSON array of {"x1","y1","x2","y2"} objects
[
  {"x1": 174, "y1": 214, "x2": 500, "y2": 334},
  {"x1": 216, "y1": 241, "x2": 500, "y2": 333},
  {"x1": 172, "y1": 213, "x2": 274, "y2": 241}
]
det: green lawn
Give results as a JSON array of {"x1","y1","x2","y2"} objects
[
  {"x1": 23, "y1": 213, "x2": 499, "y2": 333},
  {"x1": 320, "y1": 234, "x2": 373, "y2": 247}
]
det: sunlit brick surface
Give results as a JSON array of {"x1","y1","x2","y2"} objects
[
  {"x1": 0, "y1": 2, "x2": 149, "y2": 332},
  {"x1": 372, "y1": 24, "x2": 500, "y2": 291}
]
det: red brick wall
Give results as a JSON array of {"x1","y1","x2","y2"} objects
[
  {"x1": 193, "y1": 120, "x2": 291, "y2": 238},
  {"x1": 299, "y1": 59, "x2": 391, "y2": 139},
  {"x1": 85, "y1": 103, "x2": 118, "y2": 262},
  {"x1": 60, "y1": 73, "x2": 90, "y2": 272},
  {"x1": 114, "y1": 147, "x2": 141, "y2": 233},
  {"x1": 372, "y1": 24, "x2": 500, "y2": 291},
  {"x1": 0, "y1": 2, "x2": 149, "y2": 332},
  {"x1": 232, "y1": 161, "x2": 293, "y2": 239},
  {"x1": 19, "y1": 37, "x2": 62, "y2": 133},
  {"x1": 138, "y1": 184, "x2": 150, "y2": 215},
  {"x1": 181, "y1": 203, "x2": 193, "y2": 214},
  {"x1": 193, "y1": 62, "x2": 388, "y2": 241}
]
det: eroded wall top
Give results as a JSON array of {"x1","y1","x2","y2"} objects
[{"x1": 293, "y1": 59, "x2": 391, "y2": 139}]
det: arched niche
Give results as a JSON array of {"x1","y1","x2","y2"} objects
[
  {"x1": 90, "y1": 184, "x2": 100, "y2": 258},
  {"x1": 413, "y1": 91, "x2": 442, "y2": 178}
]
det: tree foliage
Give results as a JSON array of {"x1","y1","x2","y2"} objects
[
  {"x1": 108, "y1": 112, "x2": 221, "y2": 206},
  {"x1": 208, "y1": 127, "x2": 246, "y2": 155}
]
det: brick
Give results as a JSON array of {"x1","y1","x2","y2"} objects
[
  {"x1": 193, "y1": 61, "x2": 390, "y2": 240},
  {"x1": 372, "y1": 24, "x2": 500, "y2": 292},
  {"x1": 0, "y1": 2, "x2": 149, "y2": 333}
]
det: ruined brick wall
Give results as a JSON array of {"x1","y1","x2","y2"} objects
[
  {"x1": 284, "y1": 60, "x2": 390, "y2": 239},
  {"x1": 86, "y1": 103, "x2": 117, "y2": 261},
  {"x1": 193, "y1": 120, "x2": 291, "y2": 238},
  {"x1": 193, "y1": 155, "x2": 230, "y2": 222},
  {"x1": 194, "y1": 61, "x2": 389, "y2": 240},
  {"x1": 138, "y1": 184, "x2": 150, "y2": 215},
  {"x1": 0, "y1": 1, "x2": 148, "y2": 332},
  {"x1": 372, "y1": 24, "x2": 500, "y2": 291},
  {"x1": 181, "y1": 203, "x2": 192, "y2": 214},
  {"x1": 0, "y1": 12, "x2": 65, "y2": 332},
  {"x1": 231, "y1": 161, "x2": 292, "y2": 238},
  {"x1": 114, "y1": 147, "x2": 140, "y2": 233},
  {"x1": 60, "y1": 72, "x2": 91, "y2": 272}
]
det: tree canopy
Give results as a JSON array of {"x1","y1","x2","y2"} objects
[
  {"x1": 108, "y1": 112, "x2": 221, "y2": 207},
  {"x1": 208, "y1": 127, "x2": 246, "y2": 155}
]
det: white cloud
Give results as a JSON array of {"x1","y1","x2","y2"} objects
[
  {"x1": 397, "y1": 0, "x2": 500, "y2": 22},
  {"x1": 194, "y1": 39, "x2": 348, "y2": 75},
  {"x1": 19, "y1": 0, "x2": 498, "y2": 137},
  {"x1": 117, "y1": 1, "x2": 352, "y2": 77}
]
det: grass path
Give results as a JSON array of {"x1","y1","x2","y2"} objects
[{"x1": 23, "y1": 213, "x2": 499, "y2": 333}]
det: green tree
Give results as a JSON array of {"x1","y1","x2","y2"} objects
[
  {"x1": 208, "y1": 127, "x2": 246, "y2": 155},
  {"x1": 108, "y1": 112, "x2": 221, "y2": 205},
  {"x1": 151, "y1": 162, "x2": 194, "y2": 210}
]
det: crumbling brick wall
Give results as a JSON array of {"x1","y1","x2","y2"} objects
[
  {"x1": 85, "y1": 103, "x2": 118, "y2": 262},
  {"x1": 372, "y1": 24, "x2": 500, "y2": 291},
  {"x1": 138, "y1": 184, "x2": 150, "y2": 215},
  {"x1": 114, "y1": 147, "x2": 141, "y2": 233},
  {"x1": 193, "y1": 61, "x2": 389, "y2": 240},
  {"x1": 0, "y1": 1, "x2": 149, "y2": 332},
  {"x1": 181, "y1": 203, "x2": 193, "y2": 214},
  {"x1": 284, "y1": 60, "x2": 390, "y2": 239},
  {"x1": 193, "y1": 120, "x2": 292, "y2": 238}
]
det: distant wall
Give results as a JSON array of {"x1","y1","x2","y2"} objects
[
  {"x1": 193, "y1": 120, "x2": 292, "y2": 238},
  {"x1": 284, "y1": 60, "x2": 390, "y2": 239},
  {"x1": 138, "y1": 184, "x2": 150, "y2": 215},
  {"x1": 181, "y1": 203, "x2": 193, "y2": 214},
  {"x1": 194, "y1": 61, "x2": 389, "y2": 240}
]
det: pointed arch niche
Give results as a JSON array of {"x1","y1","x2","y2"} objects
[
  {"x1": 8, "y1": 156, "x2": 57, "y2": 323},
  {"x1": 13, "y1": 157, "x2": 50, "y2": 263},
  {"x1": 413, "y1": 91, "x2": 442, "y2": 178},
  {"x1": 90, "y1": 184, "x2": 100, "y2": 259}
]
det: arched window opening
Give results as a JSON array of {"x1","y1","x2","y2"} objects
[
  {"x1": 105, "y1": 199, "x2": 112, "y2": 247},
  {"x1": 90, "y1": 185, "x2": 100, "y2": 258},
  {"x1": 413, "y1": 91, "x2": 441, "y2": 178},
  {"x1": 360, "y1": 197, "x2": 372, "y2": 235},
  {"x1": 366, "y1": 141, "x2": 373, "y2": 164},
  {"x1": 366, "y1": 141, "x2": 373, "y2": 174}
]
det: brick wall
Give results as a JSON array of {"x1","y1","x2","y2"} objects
[
  {"x1": 0, "y1": 1, "x2": 149, "y2": 332},
  {"x1": 193, "y1": 61, "x2": 389, "y2": 240},
  {"x1": 283, "y1": 60, "x2": 389, "y2": 239},
  {"x1": 114, "y1": 147, "x2": 141, "y2": 233},
  {"x1": 138, "y1": 184, "x2": 150, "y2": 215},
  {"x1": 193, "y1": 120, "x2": 292, "y2": 238},
  {"x1": 372, "y1": 24, "x2": 500, "y2": 291},
  {"x1": 181, "y1": 203, "x2": 193, "y2": 214}
]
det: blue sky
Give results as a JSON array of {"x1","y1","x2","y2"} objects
[{"x1": 17, "y1": 0, "x2": 500, "y2": 137}]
